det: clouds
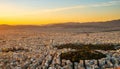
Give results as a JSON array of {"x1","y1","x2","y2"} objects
[
  {"x1": 0, "y1": 0, "x2": 120, "y2": 14},
  {"x1": 0, "y1": 0, "x2": 120, "y2": 24},
  {"x1": 91, "y1": 0, "x2": 120, "y2": 7},
  {"x1": 40, "y1": 0, "x2": 120, "y2": 12},
  {"x1": 0, "y1": 0, "x2": 120, "y2": 18}
]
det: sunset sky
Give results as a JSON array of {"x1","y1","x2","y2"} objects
[{"x1": 0, "y1": 0, "x2": 120, "y2": 25}]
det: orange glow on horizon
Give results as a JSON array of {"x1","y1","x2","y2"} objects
[
  {"x1": 0, "y1": 0, "x2": 120, "y2": 25},
  {"x1": 0, "y1": 13, "x2": 120, "y2": 25}
]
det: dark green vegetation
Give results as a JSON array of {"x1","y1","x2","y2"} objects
[
  {"x1": 61, "y1": 50, "x2": 106, "y2": 61},
  {"x1": 1, "y1": 47, "x2": 29, "y2": 52},
  {"x1": 55, "y1": 43, "x2": 119, "y2": 51},
  {"x1": 61, "y1": 50, "x2": 106, "y2": 69},
  {"x1": 55, "y1": 43, "x2": 120, "y2": 69}
]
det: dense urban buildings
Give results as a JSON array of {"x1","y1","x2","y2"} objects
[{"x1": 0, "y1": 29, "x2": 120, "y2": 69}]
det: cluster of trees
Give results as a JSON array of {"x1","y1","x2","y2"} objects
[
  {"x1": 61, "y1": 50, "x2": 106, "y2": 61},
  {"x1": 1, "y1": 47, "x2": 29, "y2": 52},
  {"x1": 55, "y1": 43, "x2": 119, "y2": 51},
  {"x1": 60, "y1": 49, "x2": 106, "y2": 69},
  {"x1": 55, "y1": 43, "x2": 120, "y2": 69}
]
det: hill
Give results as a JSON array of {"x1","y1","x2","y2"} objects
[{"x1": 0, "y1": 19, "x2": 120, "y2": 33}]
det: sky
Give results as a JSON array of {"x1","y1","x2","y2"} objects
[{"x1": 0, "y1": 0, "x2": 120, "y2": 25}]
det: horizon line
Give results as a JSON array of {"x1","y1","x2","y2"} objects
[{"x1": 0, "y1": 19, "x2": 120, "y2": 26}]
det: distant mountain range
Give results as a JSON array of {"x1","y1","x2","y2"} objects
[
  {"x1": 0, "y1": 19, "x2": 120, "y2": 33},
  {"x1": 44, "y1": 19, "x2": 120, "y2": 28}
]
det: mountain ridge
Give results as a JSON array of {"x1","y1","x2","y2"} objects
[{"x1": 0, "y1": 19, "x2": 120, "y2": 32}]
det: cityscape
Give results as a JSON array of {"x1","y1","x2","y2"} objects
[{"x1": 0, "y1": 0, "x2": 120, "y2": 69}]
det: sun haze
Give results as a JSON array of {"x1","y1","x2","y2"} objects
[{"x1": 0, "y1": 0, "x2": 120, "y2": 25}]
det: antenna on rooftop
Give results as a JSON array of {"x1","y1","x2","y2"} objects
[{"x1": 50, "y1": 39, "x2": 54, "y2": 47}]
